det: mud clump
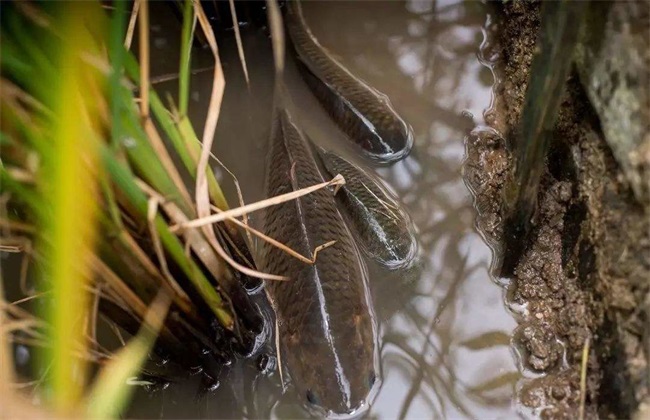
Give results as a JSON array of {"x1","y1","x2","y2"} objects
[
  {"x1": 465, "y1": 1, "x2": 649, "y2": 418},
  {"x1": 518, "y1": 370, "x2": 597, "y2": 419},
  {"x1": 513, "y1": 323, "x2": 563, "y2": 372}
]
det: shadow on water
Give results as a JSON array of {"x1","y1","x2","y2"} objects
[{"x1": 117, "y1": 1, "x2": 519, "y2": 418}]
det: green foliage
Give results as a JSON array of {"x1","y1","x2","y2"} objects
[{"x1": 0, "y1": 0, "x2": 244, "y2": 416}]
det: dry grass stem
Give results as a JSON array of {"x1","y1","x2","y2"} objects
[
  {"x1": 274, "y1": 319, "x2": 286, "y2": 391},
  {"x1": 10, "y1": 292, "x2": 50, "y2": 306},
  {"x1": 80, "y1": 52, "x2": 115, "y2": 85},
  {"x1": 266, "y1": 0, "x2": 285, "y2": 77},
  {"x1": 0, "y1": 218, "x2": 34, "y2": 233},
  {"x1": 192, "y1": 1, "x2": 224, "y2": 223},
  {"x1": 311, "y1": 240, "x2": 338, "y2": 262},
  {"x1": 119, "y1": 229, "x2": 170, "y2": 291},
  {"x1": 164, "y1": 202, "x2": 226, "y2": 280},
  {"x1": 137, "y1": 0, "x2": 193, "y2": 209},
  {"x1": 167, "y1": 200, "x2": 288, "y2": 280},
  {"x1": 124, "y1": 0, "x2": 141, "y2": 49},
  {"x1": 91, "y1": 255, "x2": 178, "y2": 346},
  {"x1": 216, "y1": 223, "x2": 255, "y2": 268},
  {"x1": 3, "y1": 302, "x2": 42, "y2": 324},
  {"x1": 0, "y1": 236, "x2": 31, "y2": 257},
  {"x1": 89, "y1": 287, "x2": 100, "y2": 345},
  {"x1": 138, "y1": 290, "x2": 170, "y2": 335},
  {"x1": 19, "y1": 245, "x2": 33, "y2": 295},
  {"x1": 229, "y1": 0, "x2": 250, "y2": 86},
  {"x1": 193, "y1": 0, "x2": 224, "y2": 215},
  {"x1": 145, "y1": 197, "x2": 193, "y2": 306},
  {"x1": 142, "y1": 98, "x2": 194, "y2": 210},
  {"x1": 206, "y1": 150, "x2": 253, "y2": 239},
  {"x1": 212, "y1": 231, "x2": 288, "y2": 280},
  {"x1": 90, "y1": 255, "x2": 148, "y2": 321},
  {"x1": 0, "y1": 218, "x2": 35, "y2": 234},
  {"x1": 3, "y1": 302, "x2": 47, "y2": 334},
  {"x1": 190, "y1": 2, "x2": 281, "y2": 281},
  {"x1": 1, "y1": 319, "x2": 44, "y2": 334},
  {"x1": 140, "y1": 178, "x2": 280, "y2": 299},
  {"x1": 210, "y1": 204, "x2": 335, "y2": 265},
  {"x1": 6, "y1": 167, "x2": 34, "y2": 184},
  {"x1": 150, "y1": 66, "x2": 214, "y2": 85},
  {"x1": 0, "y1": 245, "x2": 23, "y2": 253},
  {"x1": 14, "y1": 1, "x2": 50, "y2": 28},
  {"x1": 180, "y1": 137, "x2": 255, "y2": 248},
  {"x1": 579, "y1": 336, "x2": 590, "y2": 420},
  {"x1": 106, "y1": 320, "x2": 127, "y2": 347},
  {"x1": 174, "y1": 174, "x2": 345, "y2": 231}
]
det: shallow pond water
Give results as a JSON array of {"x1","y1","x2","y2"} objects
[{"x1": 126, "y1": 0, "x2": 519, "y2": 418}]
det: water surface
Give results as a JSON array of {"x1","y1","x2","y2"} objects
[{"x1": 126, "y1": 1, "x2": 518, "y2": 418}]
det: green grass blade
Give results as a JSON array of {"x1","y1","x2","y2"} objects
[
  {"x1": 119, "y1": 96, "x2": 191, "y2": 213},
  {"x1": 179, "y1": 0, "x2": 194, "y2": 116},
  {"x1": 102, "y1": 145, "x2": 234, "y2": 329},
  {"x1": 86, "y1": 293, "x2": 170, "y2": 419},
  {"x1": 108, "y1": 0, "x2": 127, "y2": 149},
  {"x1": 177, "y1": 116, "x2": 229, "y2": 210},
  {"x1": 38, "y1": 2, "x2": 105, "y2": 411},
  {"x1": 124, "y1": 51, "x2": 230, "y2": 210}
]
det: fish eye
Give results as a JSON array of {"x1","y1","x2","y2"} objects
[
  {"x1": 306, "y1": 389, "x2": 320, "y2": 406},
  {"x1": 368, "y1": 371, "x2": 377, "y2": 388}
]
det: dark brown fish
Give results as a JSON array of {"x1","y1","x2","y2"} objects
[
  {"x1": 316, "y1": 148, "x2": 418, "y2": 269},
  {"x1": 260, "y1": 108, "x2": 379, "y2": 417},
  {"x1": 285, "y1": 1, "x2": 414, "y2": 163}
]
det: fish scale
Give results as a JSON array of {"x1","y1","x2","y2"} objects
[{"x1": 260, "y1": 109, "x2": 378, "y2": 417}]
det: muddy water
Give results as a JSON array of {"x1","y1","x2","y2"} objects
[{"x1": 124, "y1": 1, "x2": 519, "y2": 418}]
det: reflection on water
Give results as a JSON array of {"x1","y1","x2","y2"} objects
[{"x1": 126, "y1": 1, "x2": 518, "y2": 418}]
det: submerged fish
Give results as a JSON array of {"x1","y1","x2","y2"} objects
[
  {"x1": 316, "y1": 148, "x2": 418, "y2": 269},
  {"x1": 285, "y1": 1, "x2": 414, "y2": 163},
  {"x1": 260, "y1": 108, "x2": 379, "y2": 417}
]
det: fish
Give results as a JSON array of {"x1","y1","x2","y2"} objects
[
  {"x1": 315, "y1": 148, "x2": 418, "y2": 269},
  {"x1": 260, "y1": 108, "x2": 379, "y2": 418},
  {"x1": 285, "y1": 0, "x2": 414, "y2": 163}
]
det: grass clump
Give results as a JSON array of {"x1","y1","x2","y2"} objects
[{"x1": 0, "y1": 0, "x2": 263, "y2": 417}]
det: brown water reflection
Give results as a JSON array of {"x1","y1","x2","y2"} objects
[{"x1": 126, "y1": 1, "x2": 518, "y2": 418}]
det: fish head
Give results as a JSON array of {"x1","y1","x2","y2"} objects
[
  {"x1": 356, "y1": 113, "x2": 414, "y2": 163},
  {"x1": 371, "y1": 117, "x2": 414, "y2": 163},
  {"x1": 282, "y1": 309, "x2": 379, "y2": 418}
]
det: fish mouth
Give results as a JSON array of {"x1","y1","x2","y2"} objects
[
  {"x1": 301, "y1": 370, "x2": 382, "y2": 420},
  {"x1": 361, "y1": 125, "x2": 415, "y2": 165},
  {"x1": 304, "y1": 399, "x2": 372, "y2": 420},
  {"x1": 381, "y1": 237, "x2": 420, "y2": 270}
]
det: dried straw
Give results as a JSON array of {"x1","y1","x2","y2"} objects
[
  {"x1": 266, "y1": 0, "x2": 285, "y2": 76},
  {"x1": 229, "y1": 0, "x2": 250, "y2": 86},
  {"x1": 173, "y1": 174, "x2": 345, "y2": 231},
  {"x1": 124, "y1": 0, "x2": 140, "y2": 49},
  {"x1": 210, "y1": 205, "x2": 336, "y2": 265},
  {"x1": 579, "y1": 336, "x2": 590, "y2": 420}
]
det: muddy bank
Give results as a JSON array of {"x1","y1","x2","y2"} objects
[{"x1": 465, "y1": 1, "x2": 649, "y2": 418}]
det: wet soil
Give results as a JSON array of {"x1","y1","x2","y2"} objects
[{"x1": 465, "y1": 1, "x2": 649, "y2": 418}]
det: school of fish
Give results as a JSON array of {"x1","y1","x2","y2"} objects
[{"x1": 259, "y1": 1, "x2": 418, "y2": 418}]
